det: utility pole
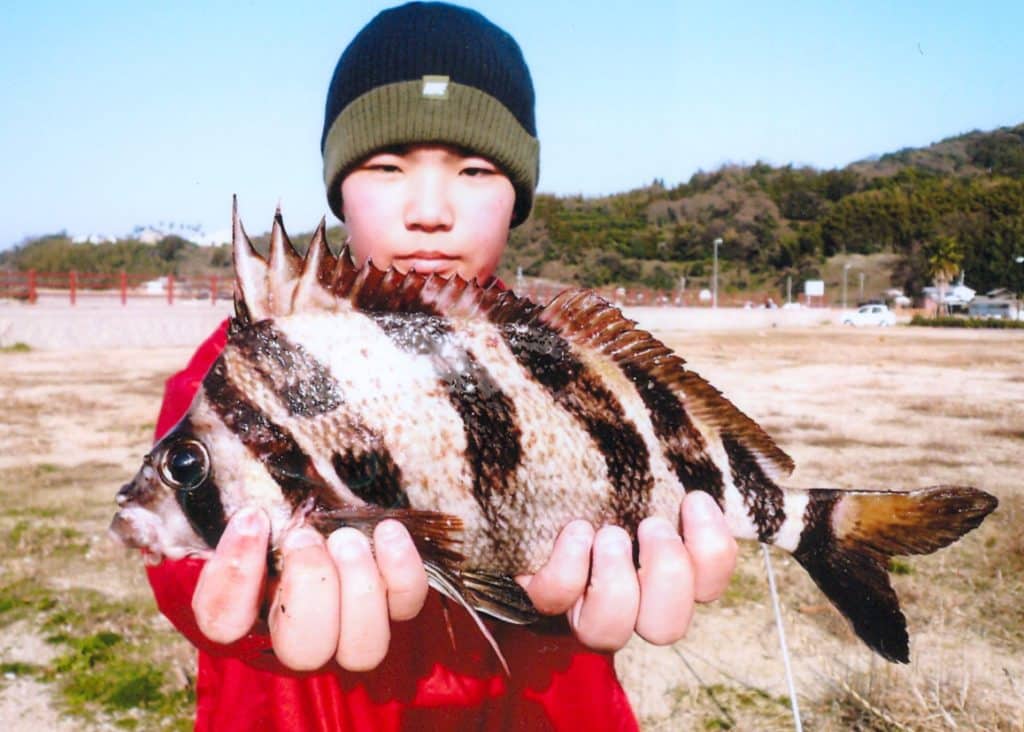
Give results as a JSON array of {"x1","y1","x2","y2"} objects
[{"x1": 712, "y1": 237, "x2": 722, "y2": 309}]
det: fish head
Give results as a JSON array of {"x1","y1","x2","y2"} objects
[{"x1": 110, "y1": 424, "x2": 221, "y2": 563}]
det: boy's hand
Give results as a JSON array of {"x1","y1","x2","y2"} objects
[
  {"x1": 192, "y1": 492, "x2": 735, "y2": 667},
  {"x1": 192, "y1": 510, "x2": 428, "y2": 672},
  {"x1": 517, "y1": 491, "x2": 737, "y2": 652}
]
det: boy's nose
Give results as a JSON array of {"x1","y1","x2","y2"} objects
[{"x1": 404, "y1": 175, "x2": 454, "y2": 232}]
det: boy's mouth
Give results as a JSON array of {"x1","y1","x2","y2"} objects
[{"x1": 395, "y1": 251, "x2": 459, "y2": 275}]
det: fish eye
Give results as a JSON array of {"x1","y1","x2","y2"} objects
[{"x1": 158, "y1": 439, "x2": 210, "y2": 491}]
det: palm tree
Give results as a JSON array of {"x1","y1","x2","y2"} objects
[{"x1": 924, "y1": 235, "x2": 963, "y2": 316}]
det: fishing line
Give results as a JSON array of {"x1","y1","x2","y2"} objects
[{"x1": 761, "y1": 543, "x2": 803, "y2": 732}]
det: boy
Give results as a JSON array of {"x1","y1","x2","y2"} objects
[{"x1": 147, "y1": 3, "x2": 737, "y2": 729}]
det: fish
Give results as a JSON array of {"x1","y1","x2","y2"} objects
[{"x1": 111, "y1": 200, "x2": 997, "y2": 668}]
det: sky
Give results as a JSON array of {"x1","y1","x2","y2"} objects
[{"x1": 2, "y1": 0, "x2": 1022, "y2": 249}]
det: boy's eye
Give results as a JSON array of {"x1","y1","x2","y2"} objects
[{"x1": 461, "y1": 166, "x2": 496, "y2": 177}]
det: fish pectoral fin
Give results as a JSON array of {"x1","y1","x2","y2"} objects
[
  {"x1": 424, "y1": 561, "x2": 511, "y2": 676},
  {"x1": 307, "y1": 505, "x2": 466, "y2": 569},
  {"x1": 460, "y1": 570, "x2": 539, "y2": 625}
]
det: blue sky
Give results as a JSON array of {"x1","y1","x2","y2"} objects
[{"x1": 2, "y1": 1, "x2": 1022, "y2": 249}]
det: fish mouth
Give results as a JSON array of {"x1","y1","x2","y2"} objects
[{"x1": 109, "y1": 510, "x2": 161, "y2": 558}]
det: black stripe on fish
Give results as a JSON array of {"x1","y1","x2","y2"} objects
[
  {"x1": 172, "y1": 417, "x2": 228, "y2": 548},
  {"x1": 205, "y1": 357, "x2": 324, "y2": 506},
  {"x1": 332, "y1": 447, "x2": 410, "y2": 508},
  {"x1": 368, "y1": 311, "x2": 523, "y2": 555},
  {"x1": 620, "y1": 362, "x2": 724, "y2": 503},
  {"x1": 722, "y1": 433, "x2": 785, "y2": 542},
  {"x1": 233, "y1": 320, "x2": 342, "y2": 418},
  {"x1": 499, "y1": 322, "x2": 654, "y2": 534}
]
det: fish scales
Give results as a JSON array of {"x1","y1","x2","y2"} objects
[{"x1": 111, "y1": 201, "x2": 998, "y2": 665}]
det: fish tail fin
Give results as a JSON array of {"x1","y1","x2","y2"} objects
[{"x1": 791, "y1": 486, "x2": 997, "y2": 662}]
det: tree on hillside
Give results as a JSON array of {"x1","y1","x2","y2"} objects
[{"x1": 924, "y1": 234, "x2": 963, "y2": 315}]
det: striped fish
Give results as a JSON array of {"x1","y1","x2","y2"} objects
[{"x1": 112, "y1": 202, "x2": 997, "y2": 666}]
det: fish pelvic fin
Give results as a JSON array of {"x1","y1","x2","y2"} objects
[
  {"x1": 305, "y1": 505, "x2": 538, "y2": 675},
  {"x1": 792, "y1": 486, "x2": 997, "y2": 663}
]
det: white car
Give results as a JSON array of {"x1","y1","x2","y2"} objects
[{"x1": 842, "y1": 304, "x2": 896, "y2": 327}]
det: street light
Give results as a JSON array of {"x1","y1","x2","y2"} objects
[
  {"x1": 1016, "y1": 256, "x2": 1024, "y2": 320},
  {"x1": 842, "y1": 263, "x2": 851, "y2": 310},
  {"x1": 712, "y1": 237, "x2": 722, "y2": 309}
]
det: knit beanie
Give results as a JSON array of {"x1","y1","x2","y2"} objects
[{"x1": 321, "y1": 2, "x2": 539, "y2": 227}]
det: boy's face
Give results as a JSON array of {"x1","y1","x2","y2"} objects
[{"x1": 340, "y1": 144, "x2": 515, "y2": 283}]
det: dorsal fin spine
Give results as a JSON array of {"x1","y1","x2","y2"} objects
[{"x1": 232, "y1": 197, "x2": 270, "y2": 321}]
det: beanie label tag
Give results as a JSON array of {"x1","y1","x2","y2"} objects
[{"x1": 421, "y1": 75, "x2": 450, "y2": 99}]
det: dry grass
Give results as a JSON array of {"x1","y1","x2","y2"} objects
[
  {"x1": 0, "y1": 347, "x2": 195, "y2": 730},
  {"x1": 621, "y1": 326, "x2": 1024, "y2": 731}
]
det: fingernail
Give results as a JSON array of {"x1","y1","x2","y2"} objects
[
  {"x1": 688, "y1": 491, "x2": 723, "y2": 524},
  {"x1": 594, "y1": 526, "x2": 631, "y2": 556},
  {"x1": 564, "y1": 521, "x2": 593, "y2": 551},
  {"x1": 639, "y1": 516, "x2": 676, "y2": 541},
  {"x1": 374, "y1": 520, "x2": 405, "y2": 543},
  {"x1": 232, "y1": 507, "x2": 265, "y2": 537},
  {"x1": 283, "y1": 528, "x2": 320, "y2": 553},
  {"x1": 328, "y1": 528, "x2": 369, "y2": 560}
]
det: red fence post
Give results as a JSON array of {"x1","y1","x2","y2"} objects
[
  {"x1": 211, "y1": 275, "x2": 217, "y2": 305},
  {"x1": 28, "y1": 270, "x2": 37, "y2": 304},
  {"x1": 120, "y1": 271, "x2": 128, "y2": 305},
  {"x1": 69, "y1": 271, "x2": 77, "y2": 306},
  {"x1": 167, "y1": 274, "x2": 174, "y2": 305}
]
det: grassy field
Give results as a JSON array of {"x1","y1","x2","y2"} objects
[{"x1": 0, "y1": 327, "x2": 1021, "y2": 730}]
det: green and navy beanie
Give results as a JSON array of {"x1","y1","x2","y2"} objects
[{"x1": 321, "y1": 1, "x2": 539, "y2": 227}]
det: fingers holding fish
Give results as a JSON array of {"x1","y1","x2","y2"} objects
[
  {"x1": 568, "y1": 526, "x2": 641, "y2": 652},
  {"x1": 635, "y1": 516, "x2": 694, "y2": 645},
  {"x1": 517, "y1": 520, "x2": 594, "y2": 615},
  {"x1": 269, "y1": 528, "x2": 341, "y2": 671},
  {"x1": 372, "y1": 520, "x2": 428, "y2": 622},
  {"x1": 192, "y1": 507, "x2": 270, "y2": 645},
  {"x1": 681, "y1": 491, "x2": 738, "y2": 603},
  {"x1": 328, "y1": 528, "x2": 390, "y2": 671}
]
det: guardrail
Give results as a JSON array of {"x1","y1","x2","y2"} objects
[
  {"x1": 0, "y1": 270, "x2": 232, "y2": 305},
  {"x1": 1, "y1": 269, "x2": 824, "y2": 309}
]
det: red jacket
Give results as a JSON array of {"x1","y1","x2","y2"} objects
[{"x1": 147, "y1": 321, "x2": 639, "y2": 731}]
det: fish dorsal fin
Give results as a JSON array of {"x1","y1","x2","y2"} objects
[
  {"x1": 538, "y1": 289, "x2": 795, "y2": 480},
  {"x1": 232, "y1": 197, "x2": 270, "y2": 322},
  {"x1": 228, "y1": 206, "x2": 793, "y2": 479},
  {"x1": 267, "y1": 207, "x2": 302, "y2": 315}
]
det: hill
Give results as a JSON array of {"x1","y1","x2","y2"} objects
[{"x1": 4, "y1": 123, "x2": 1023, "y2": 303}]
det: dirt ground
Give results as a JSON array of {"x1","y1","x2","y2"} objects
[{"x1": 1, "y1": 316, "x2": 1021, "y2": 730}]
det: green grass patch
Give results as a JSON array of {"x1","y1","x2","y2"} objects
[
  {"x1": 0, "y1": 580, "x2": 194, "y2": 729},
  {"x1": 888, "y1": 558, "x2": 914, "y2": 575},
  {"x1": 5, "y1": 519, "x2": 90, "y2": 559},
  {"x1": 719, "y1": 568, "x2": 765, "y2": 607},
  {"x1": 0, "y1": 342, "x2": 32, "y2": 353},
  {"x1": 1, "y1": 660, "x2": 43, "y2": 676},
  {"x1": 910, "y1": 314, "x2": 1024, "y2": 329}
]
